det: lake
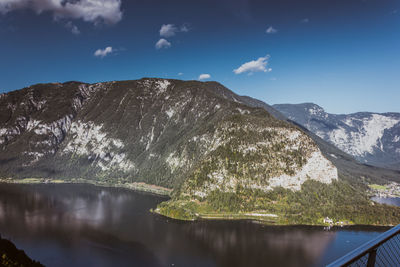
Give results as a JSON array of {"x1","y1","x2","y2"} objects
[
  {"x1": 371, "y1": 196, "x2": 400, "y2": 207},
  {"x1": 0, "y1": 183, "x2": 392, "y2": 267}
]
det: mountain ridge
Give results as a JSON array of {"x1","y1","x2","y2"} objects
[
  {"x1": 1, "y1": 79, "x2": 400, "y2": 225},
  {"x1": 273, "y1": 103, "x2": 400, "y2": 171}
]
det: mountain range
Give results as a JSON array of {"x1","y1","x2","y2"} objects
[
  {"x1": 1, "y1": 79, "x2": 399, "y2": 225},
  {"x1": 273, "y1": 103, "x2": 400, "y2": 171}
]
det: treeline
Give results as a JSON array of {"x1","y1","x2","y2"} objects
[{"x1": 168, "y1": 179, "x2": 400, "y2": 225}]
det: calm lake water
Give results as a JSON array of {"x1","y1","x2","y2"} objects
[{"x1": 0, "y1": 183, "x2": 392, "y2": 267}]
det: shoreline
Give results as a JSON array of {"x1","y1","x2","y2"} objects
[
  {"x1": 153, "y1": 209, "x2": 280, "y2": 223},
  {"x1": 152, "y1": 206, "x2": 353, "y2": 226},
  {"x1": 0, "y1": 178, "x2": 172, "y2": 197},
  {"x1": 0, "y1": 178, "x2": 397, "y2": 227},
  {"x1": 152, "y1": 208, "x2": 395, "y2": 227}
]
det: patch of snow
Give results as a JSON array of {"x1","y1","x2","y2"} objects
[
  {"x1": 344, "y1": 118, "x2": 355, "y2": 127},
  {"x1": 330, "y1": 114, "x2": 400, "y2": 156},
  {"x1": 315, "y1": 131, "x2": 326, "y2": 139},
  {"x1": 307, "y1": 106, "x2": 325, "y2": 117},
  {"x1": 393, "y1": 136, "x2": 400, "y2": 143}
]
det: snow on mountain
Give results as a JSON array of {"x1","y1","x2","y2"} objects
[
  {"x1": 273, "y1": 103, "x2": 400, "y2": 170},
  {"x1": 329, "y1": 114, "x2": 399, "y2": 157}
]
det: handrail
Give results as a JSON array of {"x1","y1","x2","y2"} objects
[{"x1": 327, "y1": 224, "x2": 400, "y2": 267}]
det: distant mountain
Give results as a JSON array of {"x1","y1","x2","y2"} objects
[
  {"x1": 1, "y1": 79, "x2": 400, "y2": 225},
  {"x1": 273, "y1": 103, "x2": 400, "y2": 171}
]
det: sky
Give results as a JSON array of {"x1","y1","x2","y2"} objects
[{"x1": 0, "y1": 0, "x2": 399, "y2": 114}]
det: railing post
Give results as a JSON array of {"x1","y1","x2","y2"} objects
[
  {"x1": 327, "y1": 225, "x2": 400, "y2": 267},
  {"x1": 367, "y1": 249, "x2": 377, "y2": 267}
]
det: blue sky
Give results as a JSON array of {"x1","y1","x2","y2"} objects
[{"x1": 0, "y1": 0, "x2": 399, "y2": 114}]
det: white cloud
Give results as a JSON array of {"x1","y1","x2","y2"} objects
[
  {"x1": 94, "y1": 46, "x2": 113, "y2": 58},
  {"x1": 65, "y1": 21, "x2": 80, "y2": 34},
  {"x1": 0, "y1": 0, "x2": 123, "y2": 25},
  {"x1": 198, "y1": 74, "x2": 211, "y2": 80},
  {"x1": 155, "y1": 38, "x2": 171, "y2": 49},
  {"x1": 178, "y1": 72, "x2": 183, "y2": 76},
  {"x1": 159, "y1": 23, "x2": 190, "y2": 37},
  {"x1": 266, "y1": 26, "x2": 277, "y2": 34},
  {"x1": 233, "y1": 55, "x2": 272, "y2": 75},
  {"x1": 156, "y1": 23, "x2": 190, "y2": 49},
  {"x1": 180, "y1": 23, "x2": 190, "y2": 32},
  {"x1": 160, "y1": 24, "x2": 178, "y2": 38}
]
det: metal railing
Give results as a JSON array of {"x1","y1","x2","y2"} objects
[{"x1": 327, "y1": 224, "x2": 400, "y2": 267}]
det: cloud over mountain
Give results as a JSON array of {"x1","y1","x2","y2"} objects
[{"x1": 198, "y1": 74, "x2": 211, "y2": 80}]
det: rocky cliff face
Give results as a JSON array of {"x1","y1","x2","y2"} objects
[
  {"x1": 273, "y1": 103, "x2": 400, "y2": 170},
  {"x1": 0, "y1": 79, "x2": 337, "y2": 191}
]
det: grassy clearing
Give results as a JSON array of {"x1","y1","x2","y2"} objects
[
  {"x1": 155, "y1": 199, "x2": 280, "y2": 223},
  {"x1": 369, "y1": 184, "x2": 388, "y2": 190}
]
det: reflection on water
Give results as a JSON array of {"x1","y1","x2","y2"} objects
[
  {"x1": 0, "y1": 183, "x2": 389, "y2": 267},
  {"x1": 183, "y1": 222, "x2": 337, "y2": 267}
]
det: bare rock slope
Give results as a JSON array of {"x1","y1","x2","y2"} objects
[{"x1": 273, "y1": 103, "x2": 400, "y2": 170}]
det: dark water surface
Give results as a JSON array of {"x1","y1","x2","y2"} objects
[{"x1": 0, "y1": 183, "x2": 391, "y2": 267}]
